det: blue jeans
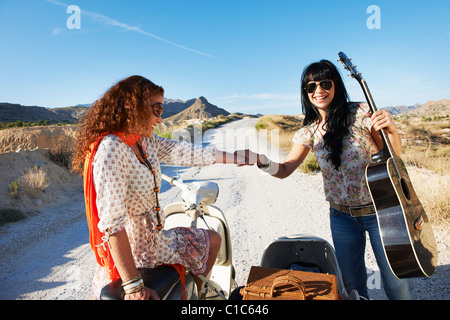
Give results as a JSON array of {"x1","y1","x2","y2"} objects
[{"x1": 329, "y1": 207, "x2": 414, "y2": 300}]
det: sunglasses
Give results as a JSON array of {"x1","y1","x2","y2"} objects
[
  {"x1": 150, "y1": 102, "x2": 164, "y2": 117},
  {"x1": 304, "y1": 80, "x2": 333, "y2": 94}
]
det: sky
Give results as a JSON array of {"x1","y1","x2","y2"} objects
[{"x1": 0, "y1": 0, "x2": 449, "y2": 115}]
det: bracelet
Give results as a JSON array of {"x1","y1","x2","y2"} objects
[
  {"x1": 121, "y1": 275, "x2": 141, "y2": 287},
  {"x1": 257, "y1": 154, "x2": 271, "y2": 172},
  {"x1": 259, "y1": 159, "x2": 272, "y2": 172},
  {"x1": 123, "y1": 279, "x2": 144, "y2": 295},
  {"x1": 122, "y1": 275, "x2": 145, "y2": 295}
]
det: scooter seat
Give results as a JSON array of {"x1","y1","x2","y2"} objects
[{"x1": 100, "y1": 266, "x2": 181, "y2": 300}]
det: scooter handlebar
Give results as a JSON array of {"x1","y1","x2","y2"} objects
[
  {"x1": 161, "y1": 173, "x2": 174, "y2": 185},
  {"x1": 161, "y1": 173, "x2": 186, "y2": 190}
]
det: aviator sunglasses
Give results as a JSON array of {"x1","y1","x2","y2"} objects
[
  {"x1": 150, "y1": 102, "x2": 164, "y2": 117},
  {"x1": 304, "y1": 80, "x2": 333, "y2": 94}
]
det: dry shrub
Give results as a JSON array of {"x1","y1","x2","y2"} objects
[
  {"x1": 256, "y1": 115, "x2": 304, "y2": 133},
  {"x1": 401, "y1": 145, "x2": 450, "y2": 175},
  {"x1": 397, "y1": 117, "x2": 449, "y2": 174},
  {"x1": 257, "y1": 115, "x2": 449, "y2": 227},
  {"x1": 408, "y1": 167, "x2": 450, "y2": 227},
  {"x1": 49, "y1": 135, "x2": 75, "y2": 170},
  {"x1": 299, "y1": 152, "x2": 321, "y2": 173},
  {"x1": 256, "y1": 114, "x2": 322, "y2": 173},
  {"x1": 395, "y1": 118, "x2": 449, "y2": 228},
  {"x1": 20, "y1": 165, "x2": 50, "y2": 198},
  {"x1": 0, "y1": 208, "x2": 26, "y2": 225},
  {"x1": 256, "y1": 114, "x2": 305, "y2": 157}
]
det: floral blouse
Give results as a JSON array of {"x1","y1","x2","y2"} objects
[
  {"x1": 91, "y1": 134, "x2": 216, "y2": 298},
  {"x1": 292, "y1": 102, "x2": 378, "y2": 207}
]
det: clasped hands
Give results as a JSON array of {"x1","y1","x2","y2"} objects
[{"x1": 232, "y1": 149, "x2": 265, "y2": 167}]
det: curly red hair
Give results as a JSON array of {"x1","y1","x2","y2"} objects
[{"x1": 72, "y1": 75, "x2": 164, "y2": 174}]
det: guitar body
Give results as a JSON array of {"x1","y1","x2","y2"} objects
[
  {"x1": 338, "y1": 51, "x2": 438, "y2": 278},
  {"x1": 366, "y1": 156, "x2": 438, "y2": 278}
]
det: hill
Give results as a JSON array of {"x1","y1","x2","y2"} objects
[
  {"x1": 403, "y1": 99, "x2": 450, "y2": 117},
  {"x1": 164, "y1": 96, "x2": 230, "y2": 122},
  {"x1": 162, "y1": 98, "x2": 197, "y2": 118},
  {"x1": 3, "y1": 98, "x2": 448, "y2": 126},
  {"x1": 1, "y1": 96, "x2": 230, "y2": 124},
  {"x1": 383, "y1": 104, "x2": 422, "y2": 115},
  {"x1": 0, "y1": 103, "x2": 85, "y2": 123},
  {"x1": 383, "y1": 99, "x2": 450, "y2": 117}
]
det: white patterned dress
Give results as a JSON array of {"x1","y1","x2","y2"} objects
[{"x1": 91, "y1": 134, "x2": 216, "y2": 298}]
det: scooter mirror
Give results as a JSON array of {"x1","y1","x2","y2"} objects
[{"x1": 182, "y1": 181, "x2": 219, "y2": 205}]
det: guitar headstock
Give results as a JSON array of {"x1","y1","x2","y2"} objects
[{"x1": 338, "y1": 51, "x2": 363, "y2": 83}]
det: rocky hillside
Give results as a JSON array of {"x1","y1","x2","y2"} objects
[
  {"x1": 383, "y1": 104, "x2": 422, "y2": 115},
  {"x1": 0, "y1": 96, "x2": 230, "y2": 124},
  {"x1": 0, "y1": 103, "x2": 85, "y2": 124},
  {"x1": 403, "y1": 99, "x2": 450, "y2": 117},
  {"x1": 0, "y1": 125, "x2": 78, "y2": 153},
  {"x1": 162, "y1": 98, "x2": 197, "y2": 118},
  {"x1": 383, "y1": 99, "x2": 450, "y2": 117},
  {"x1": 164, "y1": 96, "x2": 230, "y2": 122}
]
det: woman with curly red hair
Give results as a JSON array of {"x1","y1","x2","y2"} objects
[{"x1": 73, "y1": 75, "x2": 244, "y2": 300}]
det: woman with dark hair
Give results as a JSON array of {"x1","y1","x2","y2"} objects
[
  {"x1": 72, "y1": 75, "x2": 245, "y2": 300},
  {"x1": 246, "y1": 60, "x2": 413, "y2": 299}
]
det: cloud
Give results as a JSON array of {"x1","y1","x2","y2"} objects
[
  {"x1": 52, "y1": 27, "x2": 63, "y2": 35},
  {"x1": 45, "y1": 0, "x2": 216, "y2": 59}
]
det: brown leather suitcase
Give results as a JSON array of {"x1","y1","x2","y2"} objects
[{"x1": 240, "y1": 266, "x2": 339, "y2": 300}]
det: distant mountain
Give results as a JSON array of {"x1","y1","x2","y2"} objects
[
  {"x1": 163, "y1": 98, "x2": 197, "y2": 118},
  {"x1": 403, "y1": 99, "x2": 450, "y2": 117},
  {"x1": 0, "y1": 103, "x2": 85, "y2": 123},
  {"x1": 164, "y1": 96, "x2": 230, "y2": 122},
  {"x1": 6, "y1": 98, "x2": 445, "y2": 125},
  {"x1": 383, "y1": 99, "x2": 450, "y2": 117},
  {"x1": 383, "y1": 104, "x2": 422, "y2": 115},
  {"x1": 0, "y1": 96, "x2": 231, "y2": 124}
]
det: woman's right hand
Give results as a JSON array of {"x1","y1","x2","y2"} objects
[
  {"x1": 124, "y1": 286, "x2": 160, "y2": 300},
  {"x1": 233, "y1": 149, "x2": 260, "y2": 166}
]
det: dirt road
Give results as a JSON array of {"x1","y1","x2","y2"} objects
[{"x1": 0, "y1": 118, "x2": 448, "y2": 299}]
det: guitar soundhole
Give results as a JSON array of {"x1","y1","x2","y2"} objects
[{"x1": 400, "y1": 177, "x2": 411, "y2": 201}]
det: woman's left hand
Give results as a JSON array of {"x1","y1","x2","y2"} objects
[
  {"x1": 124, "y1": 286, "x2": 160, "y2": 300},
  {"x1": 368, "y1": 110, "x2": 396, "y2": 134},
  {"x1": 368, "y1": 109, "x2": 402, "y2": 155}
]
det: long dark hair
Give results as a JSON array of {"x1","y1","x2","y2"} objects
[{"x1": 300, "y1": 60, "x2": 351, "y2": 170}]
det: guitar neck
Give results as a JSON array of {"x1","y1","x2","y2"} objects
[
  {"x1": 359, "y1": 79, "x2": 395, "y2": 162},
  {"x1": 338, "y1": 51, "x2": 396, "y2": 164},
  {"x1": 338, "y1": 51, "x2": 406, "y2": 180}
]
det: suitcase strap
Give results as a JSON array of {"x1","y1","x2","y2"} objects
[
  {"x1": 241, "y1": 275, "x2": 306, "y2": 300},
  {"x1": 271, "y1": 275, "x2": 306, "y2": 299}
]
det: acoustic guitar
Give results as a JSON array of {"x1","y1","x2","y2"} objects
[{"x1": 338, "y1": 52, "x2": 438, "y2": 278}]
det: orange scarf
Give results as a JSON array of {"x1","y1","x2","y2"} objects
[
  {"x1": 83, "y1": 132, "x2": 141, "y2": 282},
  {"x1": 84, "y1": 132, "x2": 187, "y2": 299}
]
